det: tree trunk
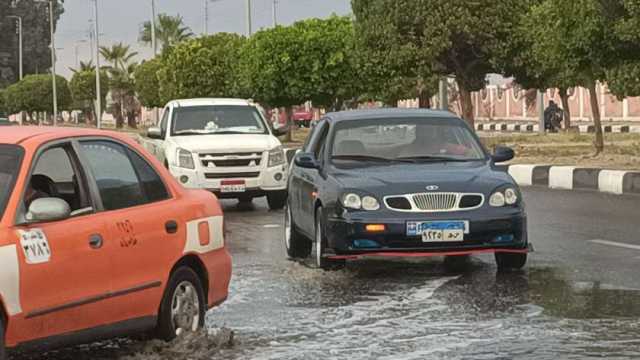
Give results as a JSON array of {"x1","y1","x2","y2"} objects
[
  {"x1": 285, "y1": 106, "x2": 293, "y2": 143},
  {"x1": 586, "y1": 81, "x2": 604, "y2": 154},
  {"x1": 418, "y1": 89, "x2": 432, "y2": 109},
  {"x1": 558, "y1": 87, "x2": 571, "y2": 130},
  {"x1": 127, "y1": 110, "x2": 137, "y2": 129},
  {"x1": 458, "y1": 82, "x2": 475, "y2": 127}
]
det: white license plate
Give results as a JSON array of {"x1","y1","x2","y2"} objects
[
  {"x1": 407, "y1": 221, "x2": 469, "y2": 243},
  {"x1": 221, "y1": 184, "x2": 246, "y2": 193}
]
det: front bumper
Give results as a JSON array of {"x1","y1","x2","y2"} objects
[
  {"x1": 325, "y1": 207, "x2": 528, "y2": 256},
  {"x1": 169, "y1": 164, "x2": 288, "y2": 194}
]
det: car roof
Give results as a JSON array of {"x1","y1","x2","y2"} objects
[
  {"x1": 324, "y1": 108, "x2": 460, "y2": 122},
  {"x1": 169, "y1": 98, "x2": 253, "y2": 107},
  {"x1": 0, "y1": 126, "x2": 128, "y2": 145}
]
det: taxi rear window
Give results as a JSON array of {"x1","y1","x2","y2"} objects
[{"x1": 0, "y1": 145, "x2": 23, "y2": 222}]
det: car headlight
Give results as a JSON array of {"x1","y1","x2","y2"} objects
[
  {"x1": 268, "y1": 146, "x2": 285, "y2": 167},
  {"x1": 362, "y1": 196, "x2": 380, "y2": 211},
  {"x1": 177, "y1": 148, "x2": 195, "y2": 169},
  {"x1": 490, "y1": 187, "x2": 519, "y2": 207},
  {"x1": 342, "y1": 193, "x2": 362, "y2": 209}
]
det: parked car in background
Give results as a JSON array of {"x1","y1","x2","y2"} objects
[
  {"x1": 0, "y1": 118, "x2": 13, "y2": 126},
  {"x1": 0, "y1": 127, "x2": 231, "y2": 357},
  {"x1": 140, "y1": 98, "x2": 289, "y2": 210},
  {"x1": 293, "y1": 111, "x2": 314, "y2": 128},
  {"x1": 285, "y1": 109, "x2": 529, "y2": 270}
]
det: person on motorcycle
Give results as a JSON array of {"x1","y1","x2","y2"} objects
[{"x1": 544, "y1": 101, "x2": 563, "y2": 132}]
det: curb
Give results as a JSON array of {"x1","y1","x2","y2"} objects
[
  {"x1": 476, "y1": 123, "x2": 640, "y2": 134},
  {"x1": 506, "y1": 164, "x2": 640, "y2": 195}
]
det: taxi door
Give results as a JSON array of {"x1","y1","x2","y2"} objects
[
  {"x1": 13, "y1": 143, "x2": 113, "y2": 341},
  {"x1": 78, "y1": 140, "x2": 179, "y2": 323}
]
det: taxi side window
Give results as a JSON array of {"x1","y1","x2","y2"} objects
[
  {"x1": 80, "y1": 141, "x2": 147, "y2": 211},
  {"x1": 127, "y1": 149, "x2": 169, "y2": 203}
]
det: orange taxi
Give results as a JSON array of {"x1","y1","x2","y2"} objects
[{"x1": 0, "y1": 127, "x2": 231, "y2": 357}]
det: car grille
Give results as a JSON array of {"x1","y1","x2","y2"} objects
[
  {"x1": 205, "y1": 172, "x2": 261, "y2": 179},
  {"x1": 384, "y1": 192, "x2": 485, "y2": 212},
  {"x1": 199, "y1": 152, "x2": 263, "y2": 168}
]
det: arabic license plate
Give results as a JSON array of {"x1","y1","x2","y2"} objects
[
  {"x1": 407, "y1": 221, "x2": 468, "y2": 243},
  {"x1": 220, "y1": 181, "x2": 246, "y2": 193}
]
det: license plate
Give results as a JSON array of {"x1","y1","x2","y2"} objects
[
  {"x1": 407, "y1": 221, "x2": 469, "y2": 243},
  {"x1": 220, "y1": 180, "x2": 246, "y2": 193}
]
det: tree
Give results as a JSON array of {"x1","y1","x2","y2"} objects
[
  {"x1": 157, "y1": 33, "x2": 245, "y2": 104},
  {"x1": 70, "y1": 69, "x2": 109, "y2": 124},
  {"x1": 134, "y1": 58, "x2": 163, "y2": 108},
  {"x1": 3, "y1": 74, "x2": 71, "y2": 123},
  {"x1": 0, "y1": 0, "x2": 64, "y2": 87},
  {"x1": 140, "y1": 14, "x2": 194, "y2": 52},
  {"x1": 0, "y1": 89, "x2": 6, "y2": 116},
  {"x1": 521, "y1": 0, "x2": 618, "y2": 154},
  {"x1": 70, "y1": 60, "x2": 95, "y2": 74},
  {"x1": 604, "y1": 0, "x2": 640, "y2": 100},
  {"x1": 352, "y1": 0, "x2": 530, "y2": 126},
  {"x1": 100, "y1": 43, "x2": 139, "y2": 128}
]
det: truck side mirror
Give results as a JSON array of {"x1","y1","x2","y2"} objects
[{"x1": 147, "y1": 127, "x2": 163, "y2": 139}]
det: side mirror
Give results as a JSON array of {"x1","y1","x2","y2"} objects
[
  {"x1": 147, "y1": 127, "x2": 163, "y2": 139},
  {"x1": 294, "y1": 152, "x2": 320, "y2": 169},
  {"x1": 492, "y1": 145, "x2": 515, "y2": 163},
  {"x1": 26, "y1": 198, "x2": 71, "y2": 223}
]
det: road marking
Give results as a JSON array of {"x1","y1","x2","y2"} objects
[{"x1": 589, "y1": 239, "x2": 640, "y2": 251}]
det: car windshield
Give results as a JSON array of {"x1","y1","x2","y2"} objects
[
  {"x1": 0, "y1": 145, "x2": 23, "y2": 221},
  {"x1": 330, "y1": 118, "x2": 486, "y2": 165},
  {"x1": 171, "y1": 105, "x2": 267, "y2": 135}
]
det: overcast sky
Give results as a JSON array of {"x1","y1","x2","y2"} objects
[{"x1": 56, "y1": 0, "x2": 352, "y2": 77}]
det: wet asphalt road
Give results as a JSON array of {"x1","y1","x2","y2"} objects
[{"x1": 13, "y1": 187, "x2": 640, "y2": 360}]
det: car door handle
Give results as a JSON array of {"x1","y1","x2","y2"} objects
[
  {"x1": 89, "y1": 234, "x2": 103, "y2": 249},
  {"x1": 165, "y1": 220, "x2": 178, "y2": 234}
]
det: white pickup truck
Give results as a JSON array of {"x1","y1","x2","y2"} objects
[{"x1": 140, "y1": 98, "x2": 289, "y2": 210}]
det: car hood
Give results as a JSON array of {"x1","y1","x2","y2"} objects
[
  {"x1": 330, "y1": 161, "x2": 513, "y2": 194},
  {"x1": 169, "y1": 134, "x2": 281, "y2": 153}
]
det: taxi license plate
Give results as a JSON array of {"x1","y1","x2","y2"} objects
[
  {"x1": 220, "y1": 180, "x2": 246, "y2": 193},
  {"x1": 407, "y1": 221, "x2": 469, "y2": 243}
]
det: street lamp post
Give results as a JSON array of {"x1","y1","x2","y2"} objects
[
  {"x1": 204, "y1": 0, "x2": 223, "y2": 35},
  {"x1": 6, "y1": 15, "x2": 23, "y2": 80},
  {"x1": 272, "y1": 0, "x2": 277, "y2": 27},
  {"x1": 93, "y1": 0, "x2": 102, "y2": 129},
  {"x1": 48, "y1": 0, "x2": 58, "y2": 126},
  {"x1": 245, "y1": 0, "x2": 252, "y2": 36},
  {"x1": 151, "y1": 0, "x2": 157, "y2": 56}
]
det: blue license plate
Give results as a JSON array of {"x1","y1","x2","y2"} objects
[{"x1": 407, "y1": 221, "x2": 469, "y2": 236}]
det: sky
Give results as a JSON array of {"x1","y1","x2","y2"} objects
[{"x1": 56, "y1": 0, "x2": 352, "y2": 77}]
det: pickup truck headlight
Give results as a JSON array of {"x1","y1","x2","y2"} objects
[
  {"x1": 176, "y1": 148, "x2": 195, "y2": 169},
  {"x1": 268, "y1": 146, "x2": 285, "y2": 167}
]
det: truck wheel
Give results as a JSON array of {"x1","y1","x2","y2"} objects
[
  {"x1": 0, "y1": 319, "x2": 6, "y2": 360},
  {"x1": 315, "y1": 208, "x2": 346, "y2": 270},
  {"x1": 156, "y1": 267, "x2": 206, "y2": 341},
  {"x1": 267, "y1": 191, "x2": 287, "y2": 210},
  {"x1": 495, "y1": 252, "x2": 527, "y2": 271},
  {"x1": 285, "y1": 204, "x2": 312, "y2": 258}
]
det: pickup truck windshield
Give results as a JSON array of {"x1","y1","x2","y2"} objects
[
  {"x1": 172, "y1": 105, "x2": 268, "y2": 136},
  {"x1": 0, "y1": 145, "x2": 23, "y2": 221}
]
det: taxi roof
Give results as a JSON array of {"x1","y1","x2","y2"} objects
[{"x1": 0, "y1": 126, "x2": 127, "y2": 146}]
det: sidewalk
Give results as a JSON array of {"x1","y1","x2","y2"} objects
[{"x1": 476, "y1": 120, "x2": 640, "y2": 133}]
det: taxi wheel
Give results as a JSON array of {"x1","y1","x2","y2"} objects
[
  {"x1": 315, "y1": 208, "x2": 346, "y2": 271},
  {"x1": 495, "y1": 252, "x2": 527, "y2": 271},
  {"x1": 156, "y1": 267, "x2": 206, "y2": 341},
  {"x1": 267, "y1": 191, "x2": 287, "y2": 210},
  {"x1": 285, "y1": 204, "x2": 312, "y2": 258}
]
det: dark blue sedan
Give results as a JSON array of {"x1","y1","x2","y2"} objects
[{"x1": 285, "y1": 109, "x2": 529, "y2": 270}]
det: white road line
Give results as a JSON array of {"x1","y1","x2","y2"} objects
[{"x1": 589, "y1": 239, "x2": 640, "y2": 251}]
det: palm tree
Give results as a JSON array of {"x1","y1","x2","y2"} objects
[
  {"x1": 140, "y1": 13, "x2": 194, "y2": 52},
  {"x1": 69, "y1": 60, "x2": 95, "y2": 74},
  {"x1": 99, "y1": 43, "x2": 138, "y2": 71},
  {"x1": 99, "y1": 43, "x2": 139, "y2": 128}
]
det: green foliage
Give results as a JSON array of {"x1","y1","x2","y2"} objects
[
  {"x1": 605, "y1": 0, "x2": 640, "y2": 99},
  {"x1": 3, "y1": 74, "x2": 71, "y2": 114},
  {"x1": 0, "y1": 89, "x2": 6, "y2": 116},
  {"x1": 69, "y1": 70, "x2": 109, "y2": 111},
  {"x1": 158, "y1": 33, "x2": 246, "y2": 104},
  {"x1": 239, "y1": 16, "x2": 358, "y2": 109},
  {"x1": 140, "y1": 14, "x2": 194, "y2": 52},
  {"x1": 134, "y1": 58, "x2": 164, "y2": 108}
]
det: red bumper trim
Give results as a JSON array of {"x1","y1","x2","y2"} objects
[{"x1": 327, "y1": 248, "x2": 529, "y2": 260}]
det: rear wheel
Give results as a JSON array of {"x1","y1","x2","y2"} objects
[
  {"x1": 495, "y1": 252, "x2": 527, "y2": 271},
  {"x1": 284, "y1": 205, "x2": 312, "y2": 258},
  {"x1": 267, "y1": 190, "x2": 287, "y2": 210},
  {"x1": 314, "y1": 208, "x2": 345, "y2": 270},
  {"x1": 156, "y1": 267, "x2": 206, "y2": 341}
]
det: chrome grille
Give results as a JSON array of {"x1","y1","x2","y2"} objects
[
  {"x1": 412, "y1": 193, "x2": 458, "y2": 211},
  {"x1": 199, "y1": 152, "x2": 263, "y2": 168}
]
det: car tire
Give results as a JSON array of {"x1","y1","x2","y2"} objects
[
  {"x1": 314, "y1": 208, "x2": 346, "y2": 270},
  {"x1": 156, "y1": 267, "x2": 207, "y2": 341},
  {"x1": 495, "y1": 252, "x2": 527, "y2": 271},
  {"x1": 267, "y1": 191, "x2": 287, "y2": 210},
  {"x1": 0, "y1": 319, "x2": 6, "y2": 360},
  {"x1": 285, "y1": 204, "x2": 312, "y2": 258}
]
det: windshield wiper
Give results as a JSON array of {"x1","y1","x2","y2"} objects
[
  {"x1": 332, "y1": 155, "x2": 413, "y2": 163},
  {"x1": 395, "y1": 155, "x2": 478, "y2": 163}
]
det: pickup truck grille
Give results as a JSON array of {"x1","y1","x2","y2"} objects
[
  {"x1": 205, "y1": 172, "x2": 261, "y2": 179},
  {"x1": 199, "y1": 152, "x2": 263, "y2": 168}
]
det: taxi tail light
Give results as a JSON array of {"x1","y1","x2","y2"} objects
[{"x1": 365, "y1": 224, "x2": 386, "y2": 232}]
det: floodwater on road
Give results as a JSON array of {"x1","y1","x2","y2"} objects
[{"x1": 12, "y1": 193, "x2": 640, "y2": 360}]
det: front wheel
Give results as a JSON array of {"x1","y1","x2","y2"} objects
[
  {"x1": 495, "y1": 252, "x2": 527, "y2": 271},
  {"x1": 285, "y1": 205, "x2": 312, "y2": 258},
  {"x1": 267, "y1": 190, "x2": 287, "y2": 210},
  {"x1": 315, "y1": 208, "x2": 345, "y2": 270},
  {"x1": 156, "y1": 267, "x2": 206, "y2": 341}
]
